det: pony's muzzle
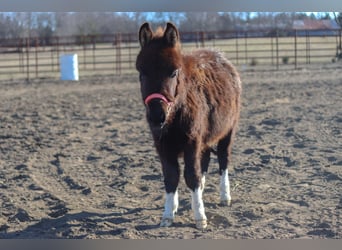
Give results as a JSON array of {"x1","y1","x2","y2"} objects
[
  {"x1": 146, "y1": 99, "x2": 166, "y2": 126},
  {"x1": 144, "y1": 93, "x2": 173, "y2": 127}
]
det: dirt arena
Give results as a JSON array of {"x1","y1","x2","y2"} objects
[{"x1": 0, "y1": 63, "x2": 341, "y2": 238}]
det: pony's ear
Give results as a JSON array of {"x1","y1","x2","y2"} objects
[
  {"x1": 164, "y1": 22, "x2": 179, "y2": 47},
  {"x1": 139, "y1": 22, "x2": 153, "y2": 47}
]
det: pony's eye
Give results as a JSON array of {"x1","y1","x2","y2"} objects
[{"x1": 170, "y1": 69, "x2": 178, "y2": 78}]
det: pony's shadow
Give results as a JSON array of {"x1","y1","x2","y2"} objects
[
  {"x1": 0, "y1": 198, "x2": 205, "y2": 238},
  {"x1": 0, "y1": 207, "x2": 157, "y2": 239}
]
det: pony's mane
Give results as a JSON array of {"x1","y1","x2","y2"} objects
[{"x1": 154, "y1": 26, "x2": 165, "y2": 37}]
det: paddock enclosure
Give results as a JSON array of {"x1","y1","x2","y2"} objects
[
  {"x1": 0, "y1": 61, "x2": 341, "y2": 238},
  {"x1": 0, "y1": 28, "x2": 341, "y2": 80}
]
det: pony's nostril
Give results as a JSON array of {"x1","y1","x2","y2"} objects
[{"x1": 159, "y1": 113, "x2": 166, "y2": 125}]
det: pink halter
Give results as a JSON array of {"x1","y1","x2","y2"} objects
[{"x1": 144, "y1": 93, "x2": 173, "y2": 107}]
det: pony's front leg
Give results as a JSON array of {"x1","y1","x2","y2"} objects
[
  {"x1": 160, "y1": 190, "x2": 179, "y2": 227},
  {"x1": 184, "y1": 143, "x2": 207, "y2": 229},
  {"x1": 190, "y1": 185, "x2": 207, "y2": 229},
  {"x1": 160, "y1": 156, "x2": 180, "y2": 227}
]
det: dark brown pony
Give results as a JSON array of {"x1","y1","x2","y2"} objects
[{"x1": 136, "y1": 22, "x2": 241, "y2": 229}]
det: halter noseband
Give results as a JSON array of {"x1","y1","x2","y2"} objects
[
  {"x1": 144, "y1": 93, "x2": 173, "y2": 108},
  {"x1": 144, "y1": 93, "x2": 174, "y2": 131}
]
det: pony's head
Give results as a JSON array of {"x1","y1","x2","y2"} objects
[{"x1": 136, "y1": 22, "x2": 182, "y2": 129}]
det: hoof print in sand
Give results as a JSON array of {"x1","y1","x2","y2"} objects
[
  {"x1": 9, "y1": 209, "x2": 33, "y2": 222},
  {"x1": 48, "y1": 203, "x2": 69, "y2": 218}
]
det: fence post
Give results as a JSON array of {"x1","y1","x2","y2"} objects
[
  {"x1": 276, "y1": 30, "x2": 279, "y2": 70},
  {"x1": 51, "y1": 37, "x2": 53, "y2": 72},
  {"x1": 26, "y1": 37, "x2": 30, "y2": 81},
  {"x1": 128, "y1": 34, "x2": 132, "y2": 69},
  {"x1": 271, "y1": 35, "x2": 274, "y2": 66},
  {"x1": 116, "y1": 33, "x2": 122, "y2": 75},
  {"x1": 339, "y1": 29, "x2": 342, "y2": 53},
  {"x1": 56, "y1": 36, "x2": 60, "y2": 74},
  {"x1": 212, "y1": 32, "x2": 216, "y2": 47},
  {"x1": 244, "y1": 31, "x2": 248, "y2": 66},
  {"x1": 92, "y1": 35, "x2": 96, "y2": 70},
  {"x1": 335, "y1": 29, "x2": 341, "y2": 59},
  {"x1": 35, "y1": 37, "x2": 39, "y2": 78},
  {"x1": 306, "y1": 30, "x2": 310, "y2": 64},
  {"x1": 19, "y1": 38, "x2": 24, "y2": 73},
  {"x1": 294, "y1": 29, "x2": 297, "y2": 70},
  {"x1": 235, "y1": 31, "x2": 239, "y2": 65},
  {"x1": 339, "y1": 29, "x2": 342, "y2": 59},
  {"x1": 196, "y1": 32, "x2": 199, "y2": 48},
  {"x1": 83, "y1": 35, "x2": 87, "y2": 69},
  {"x1": 200, "y1": 31, "x2": 205, "y2": 47}
]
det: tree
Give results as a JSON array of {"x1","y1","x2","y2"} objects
[
  {"x1": 179, "y1": 12, "x2": 219, "y2": 32},
  {"x1": 217, "y1": 13, "x2": 234, "y2": 31},
  {"x1": 319, "y1": 12, "x2": 332, "y2": 20},
  {"x1": 333, "y1": 12, "x2": 342, "y2": 28},
  {"x1": 34, "y1": 13, "x2": 54, "y2": 44},
  {"x1": 0, "y1": 14, "x2": 10, "y2": 38},
  {"x1": 54, "y1": 12, "x2": 73, "y2": 36}
]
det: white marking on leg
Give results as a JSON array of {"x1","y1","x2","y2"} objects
[
  {"x1": 191, "y1": 187, "x2": 207, "y2": 229},
  {"x1": 160, "y1": 190, "x2": 178, "y2": 227},
  {"x1": 220, "y1": 169, "x2": 231, "y2": 205}
]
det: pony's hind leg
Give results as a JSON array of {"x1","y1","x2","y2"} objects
[
  {"x1": 200, "y1": 149, "x2": 211, "y2": 190},
  {"x1": 217, "y1": 130, "x2": 235, "y2": 206},
  {"x1": 160, "y1": 156, "x2": 180, "y2": 227}
]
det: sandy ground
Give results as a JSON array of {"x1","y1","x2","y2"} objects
[{"x1": 0, "y1": 63, "x2": 341, "y2": 239}]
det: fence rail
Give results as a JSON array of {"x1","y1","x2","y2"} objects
[{"x1": 0, "y1": 29, "x2": 341, "y2": 80}]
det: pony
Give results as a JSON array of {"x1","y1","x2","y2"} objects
[{"x1": 136, "y1": 22, "x2": 242, "y2": 229}]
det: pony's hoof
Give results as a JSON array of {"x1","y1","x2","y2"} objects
[
  {"x1": 160, "y1": 218, "x2": 173, "y2": 227},
  {"x1": 195, "y1": 219, "x2": 207, "y2": 230},
  {"x1": 220, "y1": 199, "x2": 232, "y2": 207}
]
